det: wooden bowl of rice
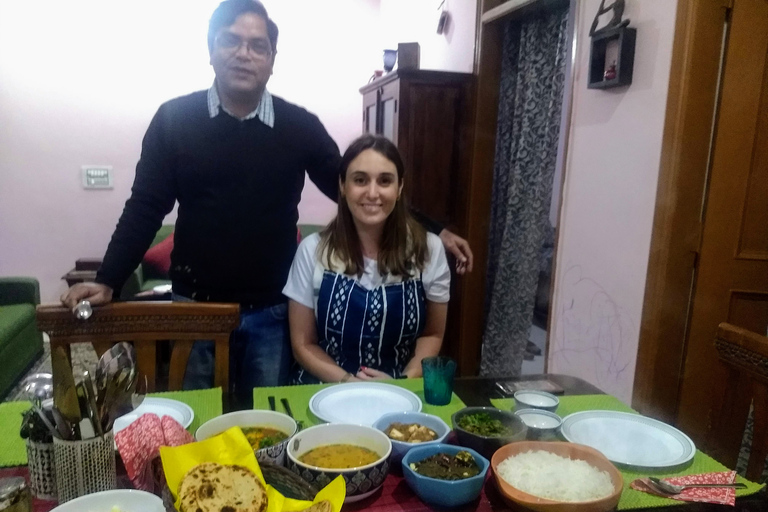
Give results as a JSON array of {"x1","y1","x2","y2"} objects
[{"x1": 491, "y1": 441, "x2": 623, "y2": 512}]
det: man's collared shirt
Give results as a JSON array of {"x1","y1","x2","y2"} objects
[{"x1": 207, "y1": 82, "x2": 275, "y2": 128}]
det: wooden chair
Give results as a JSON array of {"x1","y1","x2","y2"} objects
[
  {"x1": 706, "y1": 322, "x2": 768, "y2": 481},
  {"x1": 36, "y1": 301, "x2": 240, "y2": 393}
]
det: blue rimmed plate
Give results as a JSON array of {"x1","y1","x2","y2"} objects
[
  {"x1": 560, "y1": 410, "x2": 695, "y2": 470},
  {"x1": 309, "y1": 382, "x2": 421, "y2": 426}
]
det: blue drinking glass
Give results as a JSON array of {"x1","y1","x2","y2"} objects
[{"x1": 422, "y1": 356, "x2": 456, "y2": 406}]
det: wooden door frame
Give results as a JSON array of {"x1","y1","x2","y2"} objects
[
  {"x1": 632, "y1": 0, "x2": 730, "y2": 422},
  {"x1": 459, "y1": 0, "x2": 572, "y2": 376}
]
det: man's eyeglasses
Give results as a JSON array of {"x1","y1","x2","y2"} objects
[{"x1": 215, "y1": 32, "x2": 272, "y2": 58}]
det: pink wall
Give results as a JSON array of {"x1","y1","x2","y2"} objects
[
  {"x1": 0, "y1": 0, "x2": 476, "y2": 304},
  {"x1": 0, "y1": 0, "x2": 381, "y2": 303},
  {"x1": 548, "y1": 0, "x2": 679, "y2": 403},
  {"x1": 379, "y1": 0, "x2": 478, "y2": 73}
]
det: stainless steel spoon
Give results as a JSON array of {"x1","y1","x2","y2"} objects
[{"x1": 648, "y1": 477, "x2": 746, "y2": 495}]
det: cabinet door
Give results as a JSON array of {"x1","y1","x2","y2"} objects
[
  {"x1": 362, "y1": 90, "x2": 378, "y2": 134},
  {"x1": 380, "y1": 81, "x2": 399, "y2": 142}
]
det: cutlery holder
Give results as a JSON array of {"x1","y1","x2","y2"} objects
[
  {"x1": 25, "y1": 440, "x2": 57, "y2": 500},
  {"x1": 53, "y1": 431, "x2": 115, "y2": 503}
]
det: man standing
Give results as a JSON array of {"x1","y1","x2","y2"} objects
[{"x1": 61, "y1": 0, "x2": 472, "y2": 403}]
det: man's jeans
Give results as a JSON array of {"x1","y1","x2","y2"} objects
[{"x1": 179, "y1": 296, "x2": 292, "y2": 406}]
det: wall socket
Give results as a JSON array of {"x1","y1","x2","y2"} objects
[{"x1": 82, "y1": 166, "x2": 113, "y2": 189}]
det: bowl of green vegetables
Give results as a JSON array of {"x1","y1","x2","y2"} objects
[{"x1": 451, "y1": 407, "x2": 527, "y2": 459}]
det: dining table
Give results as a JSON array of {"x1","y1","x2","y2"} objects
[{"x1": 0, "y1": 373, "x2": 765, "y2": 512}]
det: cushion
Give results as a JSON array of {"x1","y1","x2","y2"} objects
[
  {"x1": 142, "y1": 232, "x2": 174, "y2": 278},
  {"x1": 0, "y1": 304, "x2": 36, "y2": 344}
]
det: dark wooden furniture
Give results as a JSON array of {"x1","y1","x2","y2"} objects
[
  {"x1": 708, "y1": 323, "x2": 768, "y2": 481},
  {"x1": 453, "y1": 373, "x2": 603, "y2": 407},
  {"x1": 36, "y1": 302, "x2": 240, "y2": 393},
  {"x1": 360, "y1": 69, "x2": 477, "y2": 374},
  {"x1": 61, "y1": 258, "x2": 102, "y2": 286}
]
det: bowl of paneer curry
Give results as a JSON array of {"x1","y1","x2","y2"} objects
[{"x1": 372, "y1": 411, "x2": 452, "y2": 462}]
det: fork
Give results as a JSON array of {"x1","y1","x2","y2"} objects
[{"x1": 648, "y1": 477, "x2": 746, "y2": 495}]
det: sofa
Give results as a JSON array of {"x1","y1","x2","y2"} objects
[
  {"x1": 119, "y1": 224, "x2": 176, "y2": 299},
  {"x1": 0, "y1": 277, "x2": 44, "y2": 399}
]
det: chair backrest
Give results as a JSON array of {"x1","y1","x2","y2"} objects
[
  {"x1": 707, "y1": 322, "x2": 768, "y2": 481},
  {"x1": 36, "y1": 301, "x2": 240, "y2": 393}
]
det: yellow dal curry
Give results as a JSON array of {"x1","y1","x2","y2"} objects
[
  {"x1": 241, "y1": 426, "x2": 289, "y2": 450},
  {"x1": 299, "y1": 444, "x2": 380, "y2": 469}
]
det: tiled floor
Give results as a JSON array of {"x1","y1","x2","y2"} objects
[
  {"x1": 3, "y1": 338, "x2": 98, "y2": 402},
  {"x1": 521, "y1": 324, "x2": 546, "y2": 375}
]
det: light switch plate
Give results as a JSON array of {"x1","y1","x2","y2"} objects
[{"x1": 81, "y1": 166, "x2": 113, "y2": 189}]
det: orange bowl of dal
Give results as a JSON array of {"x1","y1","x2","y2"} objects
[{"x1": 491, "y1": 441, "x2": 623, "y2": 512}]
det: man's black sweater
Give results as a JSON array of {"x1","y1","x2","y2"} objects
[{"x1": 96, "y1": 91, "x2": 342, "y2": 307}]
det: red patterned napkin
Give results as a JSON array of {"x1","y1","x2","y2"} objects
[
  {"x1": 631, "y1": 471, "x2": 738, "y2": 506},
  {"x1": 115, "y1": 413, "x2": 194, "y2": 492}
]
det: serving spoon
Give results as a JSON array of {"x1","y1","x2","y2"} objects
[{"x1": 648, "y1": 477, "x2": 746, "y2": 495}]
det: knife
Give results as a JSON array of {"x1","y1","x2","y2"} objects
[
  {"x1": 82, "y1": 371, "x2": 104, "y2": 439},
  {"x1": 52, "y1": 346, "x2": 82, "y2": 440}
]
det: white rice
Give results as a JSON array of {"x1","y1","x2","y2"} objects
[{"x1": 496, "y1": 450, "x2": 614, "y2": 502}]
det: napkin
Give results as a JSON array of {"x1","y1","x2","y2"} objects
[
  {"x1": 115, "y1": 413, "x2": 194, "y2": 492},
  {"x1": 630, "y1": 471, "x2": 738, "y2": 506},
  {"x1": 159, "y1": 427, "x2": 346, "y2": 512}
]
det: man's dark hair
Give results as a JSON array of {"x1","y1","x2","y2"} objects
[{"x1": 208, "y1": 0, "x2": 279, "y2": 54}]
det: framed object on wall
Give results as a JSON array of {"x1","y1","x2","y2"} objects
[
  {"x1": 588, "y1": 26, "x2": 636, "y2": 89},
  {"x1": 587, "y1": 0, "x2": 636, "y2": 89}
]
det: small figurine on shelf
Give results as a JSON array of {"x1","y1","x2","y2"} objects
[{"x1": 604, "y1": 62, "x2": 617, "y2": 81}]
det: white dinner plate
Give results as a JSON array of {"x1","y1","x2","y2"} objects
[
  {"x1": 309, "y1": 382, "x2": 421, "y2": 426},
  {"x1": 113, "y1": 397, "x2": 194, "y2": 435},
  {"x1": 560, "y1": 410, "x2": 696, "y2": 469},
  {"x1": 51, "y1": 489, "x2": 164, "y2": 512}
]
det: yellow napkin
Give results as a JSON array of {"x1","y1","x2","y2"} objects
[{"x1": 159, "y1": 426, "x2": 344, "y2": 512}]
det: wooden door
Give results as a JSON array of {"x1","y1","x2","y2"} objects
[
  {"x1": 362, "y1": 89, "x2": 378, "y2": 135},
  {"x1": 379, "y1": 81, "x2": 399, "y2": 142},
  {"x1": 676, "y1": 0, "x2": 768, "y2": 444}
]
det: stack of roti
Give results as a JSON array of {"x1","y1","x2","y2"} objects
[
  {"x1": 177, "y1": 462, "x2": 332, "y2": 512},
  {"x1": 178, "y1": 462, "x2": 267, "y2": 512}
]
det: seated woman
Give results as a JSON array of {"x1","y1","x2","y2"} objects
[{"x1": 283, "y1": 135, "x2": 450, "y2": 384}]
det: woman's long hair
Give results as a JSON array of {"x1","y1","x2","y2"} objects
[{"x1": 319, "y1": 134, "x2": 428, "y2": 278}]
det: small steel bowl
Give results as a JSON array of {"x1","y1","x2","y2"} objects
[
  {"x1": 514, "y1": 409, "x2": 562, "y2": 440},
  {"x1": 513, "y1": 390, "x2": 559, "y2": 413}
]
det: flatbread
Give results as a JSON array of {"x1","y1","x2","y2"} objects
[
  {"x1": 178, "y1": 462, "x2": 267, "y2": 512},
  {"x1": 300, "y1": 500, "x2": 332, "y2": 512}
]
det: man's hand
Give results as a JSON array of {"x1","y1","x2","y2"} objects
[
  {"x1": 60, "y1": 282, "x2": 114, "y2": 309},
  {"x1": 439, "y1": 229, "x2": 474, "y2": 275}
]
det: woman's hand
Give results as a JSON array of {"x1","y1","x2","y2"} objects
[{"x1": 355, "y1": 366, "x2": 394, "y2": 380}]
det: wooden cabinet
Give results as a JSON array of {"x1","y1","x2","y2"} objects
[{"x1": 360, "y1": 70, "x2": 477, "y2": 374}]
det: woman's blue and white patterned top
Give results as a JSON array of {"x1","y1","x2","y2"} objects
[{"x1": 283, "y1": 232, "x2": 449, "y2": 383}]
